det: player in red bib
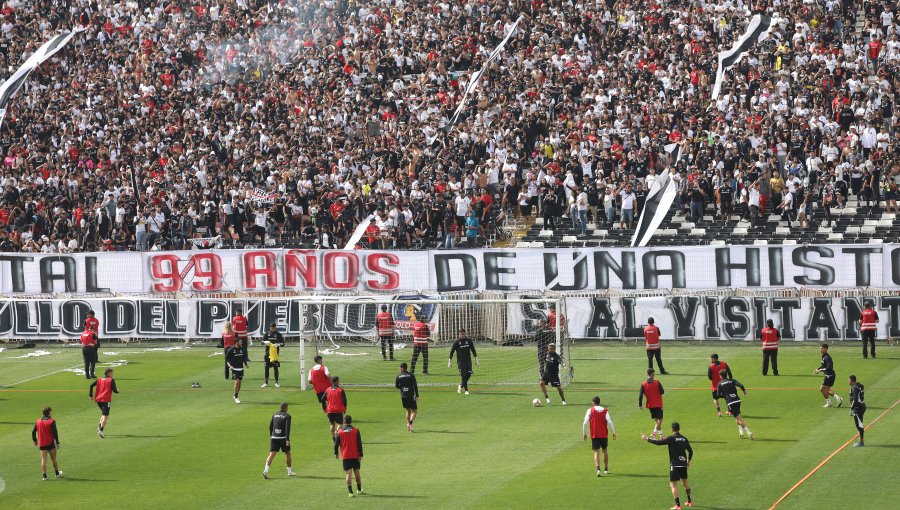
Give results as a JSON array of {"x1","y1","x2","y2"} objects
[
  {"x1": 582, "y1": 396, "x2": 617, "y2": 477},
  {"x1": 308, "y1": 355, "x2": 332, "y2": 412},
  {"x1": 707, "y1": 354, "x2": 733, "y2": 417},
  {"x1": 859, "y1": 301, "x2": 879, "y2": 359},
  {"x1": 80, "y1": 329, "x2": 98, "y2": 379},
  {"x1": 84, "y1": 309, "x2": 99, "y2": 335},
  {"x1": 760, "y1": 319, "x2": 780, "y2": 376},
  {"x1": 220, "y1": 321, "x2": 238, "y2": 379},
  {"x1": 376, "y1": 305, "x2": 396, "y2": 361},
  {"x1": 644, "y1": 317, "x2": 667, "y2": 374},
  {"x1": 232, "y1": 309, "x2": 249, "y2": 348},
  {"x1": 410, "y1": 315, "x2": 430, "y2": 375},
  {"x1": 334, "y1": 415, "x2": 364, "y2": 498},
  {"x1": 89, "y1": 368, "x2": 120, "y2": 438},
  {"x1": 32, "y1": 406, "x2": 63, "y2": 480},
  {"x1": 639, "y1": 368, "x2": 665, "y2": 439},
  {"x1": 325, "y1": 376, "x2": 348, "y2": 438}
]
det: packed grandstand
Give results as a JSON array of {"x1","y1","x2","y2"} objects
[{"x1": 0, "y1": 0, "x2": 897, "y2": 254}]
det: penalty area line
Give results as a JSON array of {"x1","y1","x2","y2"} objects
[
  {"x1": 0, "y1": 364, "x2": 84, "y2": 389},
  {"x1": 769, "y1": 398, "x2": 900, "y2": 510}
]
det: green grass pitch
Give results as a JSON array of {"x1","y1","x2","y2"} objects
[{"x1": 0, "y1": 342, "x2": 898, "y2": 510}]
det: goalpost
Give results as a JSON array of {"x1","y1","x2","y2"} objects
[{"x1": 297, "y1": 297, "x2": 570, "y2": 388}]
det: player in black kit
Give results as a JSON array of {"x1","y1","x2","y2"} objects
[
  {"x1": 642, "y1": 422, "x2": 694, "y2": 510},
  {"x1": 395, "y1": 363, "x2": 419, "y2": 432},
  {"x1": 848, "y1": 375, "x2": 866, "y2": 447},
  {"x1": 539, "y1": 343, "x2": 566, "y2": 405},
  {"x1": 225, "y1": 342, "x2": 247, "y2": 404},
  {"x1": 261, "y1": 323, "x2": 285, "y2": 388},
  {"x1": 715, "y1": 370, "x2": 753, "y2": 440},
  {"x1": 263, "y1": 403, "x2": 295, "y2": 479},
  {"x1": 814, "y1": 344, "x2": 843, "y2": 408},
  {"x1": 449, "y1": 328, "x2": 479, "y2": 395}
]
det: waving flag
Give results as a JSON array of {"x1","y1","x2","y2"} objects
[
  {"x1": 630, "y1": 143, "x2": 682, "y2": 247},
  {"x1": 711, "y1": 14, "x2": 776, "y2": 100},
  {"x1": 0, "y1": 27, "x2": 84, "y2": 130}
]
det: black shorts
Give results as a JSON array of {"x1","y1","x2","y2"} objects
[
  {"x1": 316, "y1": 392, "x2": 327, "y2": 409},
  {"x1": 231, "y1": 368, "x2": 244, "y2": 380},
  {"x1": 649, "y1": 407, "x2": 664, "y2": 420},
  {"x1": 822, "y1": 375, "x2": 836, "y2": 387},
  {"x1": 712, "y1": 390, "x2": 719, "y2": 400},
  {"x1": 727, "y1": 402, "x2": 741, "y2": 417},
  {"x1": 670, "y1": 466, "x2": 688, "y2": 481},
  {"x1": 402, "y1": 398, "x2": 418, "y2": 410},
  {"x1": 39, "y1": 444, "x2": 57, "y2": 451},
  {"x1": 541, "y1": 373, "x2": 561, "y2": 387},
  {"x1": 342, "y1": 458, "x2": 361, "y2": 471},
  {"x1": 270, "y1": 438, "x2": 290, "y2": 453},
  {"x1": 328, "y1": 412, "x2": 344, "y2": 425},
  {"x1": 97, "y1": 401, "x2": 111, "y2": 416},
  {"x1": 265, "y1": 360, "x2": 280, "y2": 368},
  {"x1": 458, "y1": 365, "x2": 473, "y2": 376},
  {"x1": 591, "y1": 438, "x2": 609, "y2": 450}
]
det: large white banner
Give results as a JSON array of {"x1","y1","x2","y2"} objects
[
  {"x1": 1, "y1": 244, "x2": 899, "y2": 295},
  {"x1": 0, "y1": 296, "x2": 441, "y2": 340},
  {"x1": 506, "y1": 296, "x2": 900, "y2": 341}
]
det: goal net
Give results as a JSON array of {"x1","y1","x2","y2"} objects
[{"x1": 298, "y1": 296, "x2": 571, "y2": 388}]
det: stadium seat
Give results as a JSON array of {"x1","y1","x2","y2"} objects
[
  {"x1": 732, "y1": 227, "x2": 748, "y2": 236},
  {"x1": 775, "y1": 226, "x2": 791, "y2": 235},
  {"x1": 538, "y1": 230, "x2": 553, "y2": 237},
  {"x1": 828, "y1": 232, "x2": 844, "y2": 241},
  {"x1": 709, "y1": 240, "x2": 726, "y2": 246},
  {"x1": 782, "y1": 239, "x2": 798, "y2": 245},
  {"x1": 861, "y1": 225, "x2": 876, "y2": 235},
  {"x1": 561, "y1": 235, "x2": 578, "y2": 243},
  {"x1": 870, "y1": 238, "x2": 884, "y2": 245},
  {"x1": 752, "y1": 239, "x2": 768, "y2": 246},
  {"x1": 845, "y1": 226, "x2": 861, "y2": 235}
]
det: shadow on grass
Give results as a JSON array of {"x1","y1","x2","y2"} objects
[
  {"x1": 0, "y1": 421, "x2": 33, "y2": 425},
  {"x1": 691, "y1": 440, "x2": 727, "y2": 444},
  {"x1": 472, "y1": 392, "x2": 531, "y2": 396},
  {"x1": 860, "y1": 444, "x2": 900, "y2": 448},
  {"x1": 742, "y1": 415, "x2": 780, "y2": 420},
  {"x1": 366, "y1": 441, "x2": 400, "y2": 445},
  {"x1": 63, "y1": 477, "x2": 119, "y2": 482},
  {"x1": 361, "y1": 494, "x2": 427, "y2": 499},
  {"x1": 753, "y1": 438, "x2": 798, "y2": 443},
  {"x1": 613, "y1": 473, "x2": 666, "y2": 479},
  {"x1": 108, "y1": 434, "x2": 175, "y2": 438},
  {"x1": 297, "y1": 475, "x2": 343, "y2": 480},
  {"x1": 417, "y1": 429, "x2": 470, "y2": 434},
  {"x1": 692, "y1": 506, "x2": 755, "y2": 510}
]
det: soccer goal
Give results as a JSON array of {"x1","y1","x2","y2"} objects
[{"x1": 298, "y1": 296, "x2": 571, "y2": 388}]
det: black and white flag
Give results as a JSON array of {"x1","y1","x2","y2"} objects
[
  {"x1": 629, "y1": 143, "x2": 681, "y2": 248},
  {"x1": 711, "y1": 14, "x2": 775, "y2": 100},
  {"x1": 0, "y1": 27, "x2": 84, "y2": 129}
]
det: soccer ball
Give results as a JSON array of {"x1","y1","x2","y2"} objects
[{"x1": 532, "y1": 398, "x2": 542, "y2": 407}]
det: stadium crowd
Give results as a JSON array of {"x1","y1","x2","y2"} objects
[{"x1": 0, "y1": 0, "x2": 898, "y2": 254}]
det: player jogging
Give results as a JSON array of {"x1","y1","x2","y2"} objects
[
  {"x1": 449, "y1": 328, "x2": 478, "y2": 394},
  {"x1": 334, "y1": 415, "x2": 364, "y2": 498},
  {"x1": 859, "y1": 301, "x2": 879, "y2": 359},
  {"x1": 308, "y1": 355, "x2": 331, "y2": 412},
  {"x1": 325, "y1": 376, "x2": 348, "y2": 438},
  {"x1": 582, "y1": 396, "x2": 616, "y2": 477},
  {"x1": 261, "y1": 323, "x2": 284, "y2": 388},
  {"x1": 225, "y1": 340, "x2": 248, "y2": 403},
  {"x1": 89, "y1": 368, "x2": 119, "y2": 438},
  {"x1": 376, "y1": 305, "x2": 396, "y2": 361},
  {"x1": 642, "y1": 422, "x2": 694, "y2": 510},
  {"x1": 707, "y1": 354, "x2": 733, "y2": 417},
  {"x1": 220, "y1": 321, "x2": 237, "y2": 380},
  {"x1": 814, "y1": 343, "x2": 843, "y2": 408},
  {"x1": 410, "y1": 315, "x2": 430, "y2": 375},
  {"x1": 848, "y1": 375, "x2": 866, "y2": 447},
  {"x1": 80, "y1": 329, "x2": 98, "y2": 379},
  {"x1": 644, "y1": 318, "x2": 667, "y2": 374},
  {"x1": 539, "y1": 343, "x2": 566, "y2": 405},
  {"x1": 715, "y1": 370, "x2": 752, "y2": 440},
  {"x1": 760, "y1": 319, "x2": 780, "y2": 376},
  {"x1": 639, "y1": 368, "x2": 665, "y2": 439},
  {"x1": 32, "y1": 406, "x2": 63, "y2": 480},
  {"x1": 395, "y1": 363, "x2": 419, "y2": 432},
  {"x1": 263, "y1": 403, "x2": 296, "y2": 479}
]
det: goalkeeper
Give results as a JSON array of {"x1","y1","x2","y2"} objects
[
  {"x1": 449, "y1": 328, "x2": 478, "y2": 395},
  {"x1": 261, "y1": 323, "x2": 285, "y2": 388},
  {"x1": 536, "y1": 305, "x2": 562, "y2": 374}
]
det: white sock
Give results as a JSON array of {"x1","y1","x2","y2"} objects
[
  {"x1": 264, "y1": 465, "x2": 269, "y2": 474},
  {"x1": 744, "y1": 426, "x2": 751, "y2": 435},
  {"x1": 287, "y1": 467, "x2": 293, "y2": 474},
  {"x1": 738, "y1": 425, "x2": 744, "y2": 435}
]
